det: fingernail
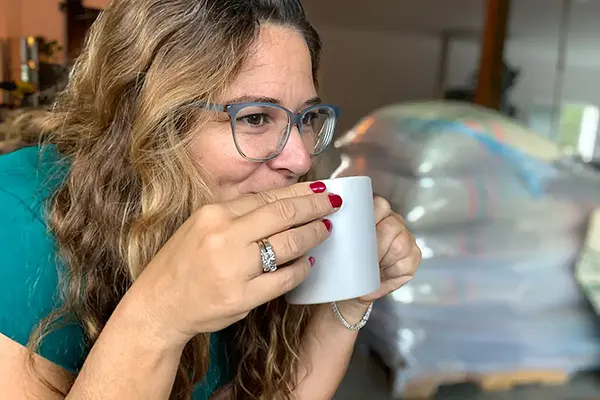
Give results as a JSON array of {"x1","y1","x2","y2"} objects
[
  {"x1": 309, "y1": 256, "x2": 316, "y2": 267},
  {"x1": 322, "y1": 219, "x2": 332, "y2": 232},
  {"x1": 328, "y1": 193, "x2": 343, "y2": 208},
  {"x1": 309, "y1": 181, "x2": 326, "y2": 193}
]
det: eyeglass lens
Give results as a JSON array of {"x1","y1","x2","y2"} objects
[{"x1": 233, "y1": 104, "x2": 334, "y2": 160}]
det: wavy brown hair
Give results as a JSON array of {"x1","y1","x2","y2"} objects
[
  {"x1": 28, "y1": 0, "x2": 323, "y2": 399},
  {"x1": 0, "y1": 108, "x2": 47, "y2": 154}
]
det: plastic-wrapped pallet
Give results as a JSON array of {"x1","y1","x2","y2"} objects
[{"x1": 333, "y1": 101, "x2": 600, "y2": 398}]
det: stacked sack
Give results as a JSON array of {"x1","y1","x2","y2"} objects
[{"x1": 333, "y1": 101, "x2": 600, "y2": 397}]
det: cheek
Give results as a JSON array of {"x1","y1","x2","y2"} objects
[
  {"x1": 189, "y1": 122, "x2": 237, "y2": 173},
  {"x1": 188, "y1": 124, "x2": 259, "y2": 197}
]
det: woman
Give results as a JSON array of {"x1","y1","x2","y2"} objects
[{"x1": 0, "y1": 0, "x2": 421, "y2": 399}]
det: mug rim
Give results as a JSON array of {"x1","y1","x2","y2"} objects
[{"x1": 321, "y1": 175, "x2": 371, "y2": 183}]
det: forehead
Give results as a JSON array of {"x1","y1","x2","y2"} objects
[{"x1": 223, "y1": 24, "x2": 316, "y2": 108}]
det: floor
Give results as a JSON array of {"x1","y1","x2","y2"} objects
[{"x1": 334, "y1": 336, "x2": 600, "y2": 400}]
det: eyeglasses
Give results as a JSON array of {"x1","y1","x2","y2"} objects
[{"x1": 199, "y1": 101, "x2": 340, "y2": 162}]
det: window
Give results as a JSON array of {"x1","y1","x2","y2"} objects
[{"x1": 528, "y1": 102, "x2": 599, "y2": 160}]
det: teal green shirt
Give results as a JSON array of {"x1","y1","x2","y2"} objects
[{"x1": 0, "y1": 146, "x2": 228, "y2": 398}]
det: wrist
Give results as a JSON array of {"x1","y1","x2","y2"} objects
[
  {"x1": 330, "y1": 299, "x2": 372, "y2": 325},
  {"x1": 115, "y1": 288, "x2": 189, "y2": 355},
  {"x1": 68, "y1": 289, "x2": 186, "y2": 399}
]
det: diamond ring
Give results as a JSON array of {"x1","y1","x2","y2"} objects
[{"x1": 258, "y1": 239, "x2": 277, "y2": 273}]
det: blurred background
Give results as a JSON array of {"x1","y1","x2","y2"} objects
[{"x1": 2, "y1": 0, "x2": 600, "y2": 399}]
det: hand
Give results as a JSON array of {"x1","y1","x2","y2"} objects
[
  {"x1": 358, "y1": 196, "x2": 421, "y2": 305},
  {"x1": 126, "y1": 182, "x2": 341, "y2": 347}
]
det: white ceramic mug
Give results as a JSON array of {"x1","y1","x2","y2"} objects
[{"x1": 285, "y1": 176, "x2": 381, "y2": 305}]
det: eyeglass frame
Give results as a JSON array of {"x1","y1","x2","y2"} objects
[{"x1": 198, "y1": 101, "x2": 341, "y2": 162}]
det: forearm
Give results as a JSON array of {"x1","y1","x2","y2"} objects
[
  {"x1": 293, "y1": 300, "x2": 371, "y2": 400},
  {"x1": 66, "y1": 293, "x2": 185, "y2": 399}
]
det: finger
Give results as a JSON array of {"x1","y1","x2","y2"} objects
[
  {"x1": 373, "y1": 196, "x2": 392, "y2": 224},
  {"x1": 233, "y1": 192, "x2": 341, "y2": 242},
  {"x1": 380, "y1": 275, "x2": 413, "y2": 294},
  {"x1": 393, "y1": 211, "x2": 407, "y2": 225},
  {"x1": 381, "y1": 244, "x2": 422, "y2": 279},
  {"x1": 359, "y1": 275, "x2": 413, "y2": 303},
  {"x1": 380, "y1": 228, "x2": 415, "y2": 268},
  {"x1": 375, "y1": 214, "x2": 404, "y2": 262},
  {"x1": 381, "y1": 263, "x2": 404, "y2": 281},
  {"x1": 222, "y1": 181, "x2": 328, "y2": 217},
  {"x1": 253, "y1": 218, "x2": 331, "y2": 273},
  {"x1": 246, "y1": 256, "x2": 312, "y2": 307}
]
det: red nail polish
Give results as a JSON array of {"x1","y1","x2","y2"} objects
[
  {"x1": 322, "y1": 219, "x2": 332, "y2": 232},
  {"x1": 309, "y1": 256, "x2": 316, "y2": 267},
  {"x1": 328, "y1": 193, "x2": 343, "y2": 208},
  {"x1": 309, "y1": 181, "x2": 326, "y2": 193}
]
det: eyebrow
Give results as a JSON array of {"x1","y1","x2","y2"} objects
[{"x1": 223, "y1": 95, "x2": 322, "y2": 109}]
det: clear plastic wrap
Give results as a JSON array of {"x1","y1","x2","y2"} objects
[
  {"x1": 364, "y1": 297, "x2": 600, "y2": 398},
  {"x1": 415, "y1": 224, "x2": 583, "y2": 260},
  {"x1": 388, "y1": 248, "x2": 582, "y2": 312},
  {"x1": 342, "y1": 165, "x2": 587, "y2": 230},
  {"x1": 333, "y1": 101, "x2": 600, "y2": 231},
  {"x1": 333, "y1": 101, "x2": 600, "y2": 396},
  {"x1": 334, "y1": 101, "x2": 562, "y2": 177}
]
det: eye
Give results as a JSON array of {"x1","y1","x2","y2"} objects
[
  {"x1": 239, "y1": 113, "x2": 269, "y2": 126},
  {"x1": 302, "y1": 111, "x2": 319, "y2": 125}
]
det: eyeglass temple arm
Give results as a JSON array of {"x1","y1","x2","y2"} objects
[{"x1": 195, "y1": 102, "x2": 227, "y2": 112}]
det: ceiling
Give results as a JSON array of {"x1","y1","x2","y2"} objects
[{"x1": 304, "y1": 0, "x2": 600, "y2": 55}]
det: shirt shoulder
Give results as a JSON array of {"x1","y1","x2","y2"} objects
[{"x1": 0, "y1": 146, "x2": 86, "y2": 372}]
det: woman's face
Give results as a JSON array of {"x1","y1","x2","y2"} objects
[{"x1": 189, "y1": 25, "x2": 318, "y2": 202}]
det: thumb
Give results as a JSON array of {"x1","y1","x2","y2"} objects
[{"x1": 373, "y1": 195, "x2": 392, "y2": 224}]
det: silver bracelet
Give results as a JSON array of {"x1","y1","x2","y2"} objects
[{"x1": 331, "y1": 301, "x2": 373, "y2": 331}]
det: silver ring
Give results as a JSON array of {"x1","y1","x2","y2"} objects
[{"x1": 258, "y1": 239, "x2": 277, "y2": 273}]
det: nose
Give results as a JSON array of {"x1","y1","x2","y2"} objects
[{"x1": 267, "y1": 126, "x2": 312, "y2": 176}]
